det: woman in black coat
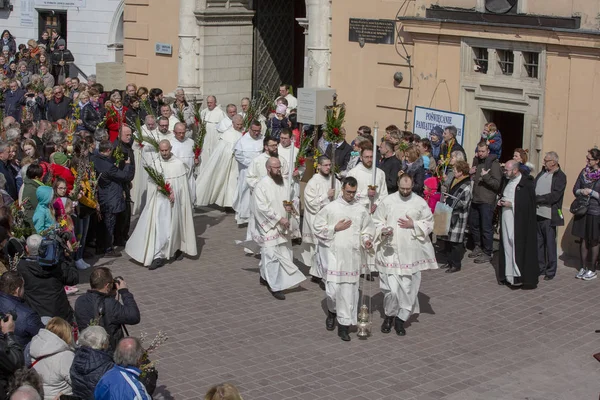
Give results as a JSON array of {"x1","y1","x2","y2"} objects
[
  {"x1": 81, "y1": 88, "x2": 104, "y2": 134},
  {"x1": 0, "y1": 30, "x2": 16, "y2": 55},
  {"x1": 70, "y1": 326, "x2": 114, "y2": 400}
]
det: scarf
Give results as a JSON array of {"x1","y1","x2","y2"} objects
[{"x1": 583, "y1": 166, "x2": 600, "y2": 184}]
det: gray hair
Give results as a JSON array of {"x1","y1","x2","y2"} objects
[
  {"x1": 175, "y1": 88, "x2": 184, "y2": 95},
  {"x1": 226, "y1": 104, "x2": 237, "y2": 112},
  {"x1": 26, "y1": 234, "x2": 42, "y2": 256},
  {"x1": 114, "y1": 337, "x2": 144, "y2": 367},
  {"x1": 0, "y1": 142, "x2": 10, "y2": 154},
  {"x1": 144, "y1": 115, "x2": 156, "y2": 124},
  {"x1": 9, "y1": 385, "x2": 41, "y2": 400},
  {"x1": 5, "y1": 128, "x2": 19, "y2": 141},
  {"x1": 79, "y1": 326, "x2": 109, "y2": 350},
  {"x1": 451, "y1": 150, "x2": 465, "y2": 162},
  {"x1": 87, "y1": 74, "x2": 96, "y2": 83},
  {"x1": 545, "y1": 151, "x2": 559, "y2": 162}
]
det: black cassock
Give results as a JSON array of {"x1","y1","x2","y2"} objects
[{"x1": 497, "y1": 174, "x2": 539, "y2": 289}]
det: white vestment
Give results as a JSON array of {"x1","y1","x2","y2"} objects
[
  {"x1": 170, "y1": 137, "x2": 196, "y2": 204},
  {"x1": 299, "y1": 173, "x2": 340, "y2": 277},
  {"x1": 313, "y1": 198, "x2": 374, "y2": 325},
  {"x1": 373, "y1": 192, "x2": 438, "y2": 320},
  {"x1": 252, "y1": 176, "x2": 305, "y2": 292},
  {"x1": 125, "y1": 155, "x2": 197, "y2": 266},
  {"x1": 200, "y1": 106, "x2": 227, "y2": 162},
  {"x1": 347, "y1": 163, "x2": 388, "y2": 209},
  {"x1": 216, "y1": 116, "x2": 232, "y2": 134},
  {"x1": 277, "y1": 143, "x2": 304, "y2": 198},
  {"x1": 501, "y1": 174, "x2": 522, "y2": 284},
  {"x1": 131, "y1": 126, "x2": 163, "y2": 215},
  {"x1": 232, "y1": 133, "x2": 263, "y2": 224},
  {"x1": 167, "y1": 115, "x2": 179, "y2": 132},
  {"x1": 195, "y1": 126, "x2": 242, "y2": 207}
]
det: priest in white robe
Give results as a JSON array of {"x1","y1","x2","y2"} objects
[
  {"x1": 131, "y1": 115, "x2": 158, "y2": 215},
  {"x1": 195, "y1": 114, "x2": 243, "y2": 208},
  {"x1": 347, "y1": 144, "x2": 388, "y2": 213},
  {"x1": 300, "y1": 156, "x2": 340, "y2": 288},
  {"x1": 232, "y1": 120, "x2": 263, "y2": 225},
  {"x1": 373, "y1": 174, "x2": 438, "y2": 336},
  {"x1": 277, "y1": 129, "x2": 303, "y2": 197},
  {"x1": 313, "y1": 176, "x2": 374, "y2": 341},
  {"x1": 215, "y1": 104, "x2": 237, "y2": 137},
  {"x1": 170, "y1": 122, "x2": 198, "y2": 204},
  {"x1": 159, "y1": 104, "x2": 180, "y2": 132},
  {"x1": 200, "y1": 95, "x2": 227, "y2": 162},
  {"x1": 253, "y1": 157, "x2": 305, "y2": 300},
  {"x1": 125, "y1": 139, "x2": 197, "y2": 270}
]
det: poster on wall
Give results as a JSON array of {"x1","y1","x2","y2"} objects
[
  {"x1": 34, "y1": 0, "x2": 86, "y2": 7},
  {"x1": 20, "y1": 0, "x2": 35, "y2": 27},
  {"x1": 413, "y1": 106, "x2": 466, "y2": 146}
]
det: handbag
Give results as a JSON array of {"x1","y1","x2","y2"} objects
[{"x1": 570, "y1": 195, "x2": 590, "y2": 217}]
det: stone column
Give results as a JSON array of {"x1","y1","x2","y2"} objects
[
  {"x1": 195, "y1": 0, "x2": 255, "y2": 106},
  {"x1": 177, "y1": 0, "x2": 200, "y2": 96},
  {"x1": 305, "y1": 0, "x2": 331, "y2": 88}
]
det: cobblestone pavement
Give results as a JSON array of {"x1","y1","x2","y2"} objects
[{"x1": 72, "y1": 207, "x2": 600, "y2": 400}]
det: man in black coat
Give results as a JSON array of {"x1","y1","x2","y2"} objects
[
  {"x1": 112, "y1": 126, "x2": 135, "y2": 247},
  {"x1": 17, "y1": 234, "x2": 79, "y2": 322},
  {"x1": 3, "y1": 80, "x2": 25, "y2": 121},
  {"x1": 93, "y1": 140, "x2": 134, "y2": 257},
  {"x1": 0, "y1": 312, "x2": 23, "y2": 400},
  {"x1": 440, "y1": 125, "x2": 466, "y2": 161},
  {"x1": 534, "y1": 151, "x2": 567, "y2": 280},
  {"x1": 497, "y1": 160, "x2": 539, "y2": 289},
  {"x1": 0, "y1": 142, "x2": 17, "y2": 200},
  {"x1": 379, "y1": 140, "x2": 402, "y2": 194},
  {"x1": 46, "y1": 85, "x2": 72, "y2": 122},
  {"x1": 75, "y1": 267, "x2": 140, "y2": 351},
  {"x1": 51, "y1": 39, "x2": 74, "y2": 82},
  {"x1": 325, "y1": 134, "x2": 352, "y2": 173},
  {"x1": 0, "y1": 271, "x2": 44, "y2": 346}
]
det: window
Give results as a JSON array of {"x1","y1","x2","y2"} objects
[
  {"x1": 523, "y1": 52, "x2": 539, "y2": 78},
  {"x1": 497, "y1": 49, "x2": 514, "y2": 75},
  {"x1": 473, "y1": 47, "x2": 488, "y2": 74}
]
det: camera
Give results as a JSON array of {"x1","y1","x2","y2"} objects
[
  {"x1": 0, "y1": 311, "x2": 17, "y2": 322},
  {"x1": 112, "y1": 276, "x2": 123, "y2": 290},
  {"x1": 26, "y1": 93, "x2": 35, "y2": 98}
]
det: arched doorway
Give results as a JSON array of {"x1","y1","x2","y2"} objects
[{"x1": 108, "y1": 0, "x2": 125, "y2": 63}]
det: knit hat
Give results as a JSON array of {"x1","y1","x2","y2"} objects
[
  {"x1": 276, "y1": 104, "x2": 287, "y2": 115},
  {"x1": 56, "y1": 39, "x2": 66, "y2": 48},
  {"x1": 429, "y1": 126, "x2": 443, "y2": 143},
  {"x1": 52, "y1": 152, "x2": 68, "y2": 166}
]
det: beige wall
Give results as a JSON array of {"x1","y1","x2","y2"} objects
[{"x1": 123, "y1": 0, "x2": 180, "y2": 92}]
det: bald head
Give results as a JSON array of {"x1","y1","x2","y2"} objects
[
  {"x1": 266, "y1": 157, "x2": 280, "y2": 169},
  {"x1": 232, "y1": 114, "x2": 243, "y2": 132},
  {"x1": 159, "y1": 139, "x2": 172, "y2": 160},
  {"x1": 114, "y1": 337, "x2": 144, "y2": 368},
  {"x1": 505, "y1": 160, "x2": 518, "y2": 171},
  {"x1": 10, "y1": 386, "x2": 41, "y2": 400},
  {"x1": 206, "y1": 95, "x2": 217, "y2": 110}
]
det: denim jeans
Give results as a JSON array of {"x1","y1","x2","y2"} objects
[
  {"x1": 468, "y1": 202, "x2": 494, "y2": 256},
  {"x1": 75, "y1": 214, "x2": 90, "y2": 261}
]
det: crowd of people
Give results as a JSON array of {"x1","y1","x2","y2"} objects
[{"x1": 0, "y1": 31, "x2": 592, "y2": 395}]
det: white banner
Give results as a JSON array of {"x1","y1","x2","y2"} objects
[
  {"x1": 413, "y1": 106, "x2": 465, "y2": 146},
  {"x1": 34, "y1": 0, "x2": 85, "y2": 7}
]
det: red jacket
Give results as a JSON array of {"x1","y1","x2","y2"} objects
[
  {"x1": 106, "y1": 105, "x2": 128, "y2": 142},
  {"x1": 50, "y1": 163, "x2": 75, "y2": 193}
]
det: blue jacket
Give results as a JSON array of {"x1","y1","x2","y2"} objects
[
  {"x1": 3, "y1": 88, "x2": 25, "y2": 121},
  {"x1": 0, "y1": 292, "x2": 44, "y2": 347},
  {"x1": 70, "y1": 346, "x2": 114, "y2": 400},
  {"x1": 94, "y1": 365, "x2": 150, "y2": 400},
  {"x1": 33, "y1": 186, "x2": 55, "y2": 234}
]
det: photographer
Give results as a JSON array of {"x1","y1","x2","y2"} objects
[
  {"x1": 18, "y1": 84, "x2": 44, "y2": 122},
  {"x1": 0, "y1": 314, "x2": 24, "y2": 400},
  {"x1": 74, "y1": 267, "x2": 140, "y2": 350},
  {"x1": 0, "y1": 272, "x2": 44, "y2": 347}
]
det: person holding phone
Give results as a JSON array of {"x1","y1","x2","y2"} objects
[{"x1": 0, "y1": 313, "x2": 24, "y2": 400}]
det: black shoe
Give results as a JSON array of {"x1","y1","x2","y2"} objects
[
  {"x1": 259, "y1": 276, "x2": 268, "y2": 286},
  {"x1": 149, "y1": 258, "x2": 165, "y2": 270},
  {"x1": 365, "y1": 274, "x2": 374, "y2": 281},
  {"x1": 394, "y1": 317, "x2": 406, "y2": 336},
  {"x1": 381, "y1": 316, "x2": 394, "y2": 334},
  {"x1": 310, "y1": 276, "x2": 321, "y2": 284},
  {"x1": 474, "y1": 254, "x2": 492, "y2": 264},
  {"x1": 325, "y1": 311, "x2": 336, "y2": 331},
  {"x1": 544, "y1": 275, "x2": 554, "y2": 281},
  {"x1": 103, "y1": 249, "x2": 121, "y2": 258},
  {"x1": 439, "y1": 263, "x2": 450, "y2": 269},
  {"x1": 498, "y1": 279, "x2": 508, "y2": 285},
  {"x1": 468, "y1": 247, "x2": 483, "y2": 258},
  {"x1": 271, "y1": 291, "x2": 285, "y2": 300},
  {"x1": 318, "y1": 280, "x2": 326, "y2": 291},
  {"x1": 338, "y1": 325, "x2": 351, "y2": 341},
  {"x1": 446, "y1": 266, "x2": 461, "y2": 273},
  {"x1": 173, "y1": 250, "x2": 184, "y2": 261}
]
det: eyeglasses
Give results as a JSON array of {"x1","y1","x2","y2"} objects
[
  {"x1": 543, "y1": 159, "x2": 554, "y2": 163},
  {"x1": 587, "y1": 157, "x2": 597, "y2": 162},
  {"x1": 57, "y1": 186, "x2": 67, "y2": 191}
]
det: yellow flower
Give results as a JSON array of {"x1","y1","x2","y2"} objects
[{"x1": 59, "y1": 219, "x2": 67, "y2": 227}]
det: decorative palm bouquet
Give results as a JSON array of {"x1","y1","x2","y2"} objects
[
  {"x1": 144, "y1": 164, "x2": 172, "y2": 198},
  {"x1": 242, "y1": 90, "x2": 277, "y2": 133}
]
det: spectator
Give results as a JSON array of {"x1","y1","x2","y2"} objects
[
  {"x1": 17, "y1": 234, "x2": 78, "y2": 322},
  {"x1": 441, "y1": 150, "x2": 466, "y2": 193},
  {"x1": 0, "y1": 142, "x2": 18, "y2": 200},
  {"x1": 468, "y1": 142, "x2": 502, "y2": 264},
  {"x1": 21, "y1": 163, "x2": 43, "y2": 228},
  {"x1": 105, "y1": 91, "x2": 127, "y2": 143},
  {"x1": 37, "y1": 65, "x2": 53, "y2": 90},
  {"x1": 51, "y1": 40, "x2": 74, "y2": 85},
  {"x1": 29, "y1": 317, "x2": 75, "y2": 400},
  {"x1": 46, "y1": 86, "x2": 70, "y2": 122},
  {"x1": 535, "y1": 151, "x2": 567, "y2": 281},
  {"x1": 204, "y1": 383, "x2": 243, "y2": 400},
  {"x1": 27, "y1": 39, "x2": 40, "y2": 59},
  {"x1": 125, "y1": 96, "x2": 147, "y2": 128},
  {"x1": 94, "y1": 337, "x2": 150, "y2": 400},
  {"x1": 513, "y1": 148, "x2": 533, "y2": 176},
  {"x1": 0, "y1": 31, "x2": 16, "y2": 56},
  {"x1": 379, "y1": 140, "x2": 402, "y2": 194},
  {"x1": 19, "y1": 85, "x2": 45, "y2": 122},
  {"x1": 400, "y1": 146, "x2": 425, "y2": 196},
  {"x1": 70, "y1": 326, "x2": 114, "y2": 400},
  {"x1": 75, "y1": 268, "x2": 140, "y2": 350},
  {"x1": 4, "y1": 80, "x2": 25, "y2": 122},
  {"x1": 86, "y1": 74, "x2": 96, "y2": 85},
  {"x1": 440, "y1": 125, "x2": 466, "y2": 163},
  {"x1": 48, "y1": 152, "x2": 74, "y2": 193},
  {"x1": 324, "y1": 127, "x2": 352, "y2": 173},
  {"x1": 479, "y1": 122, "x2": 503, "y2": 159},
  {"x1": 112, "y1": 126, "x2": 135, "y2": 247},
  {"x1": 266, "y1": 104, "x2": 289, "y2": 141},
  {"x1": 342, "y1": 136, "x2": 367, "y2": 177},
  {"x1": 81, "y1": 88, "x2": 103, "y2": 134},
  {"x1": 0, "y1": 313, "x2": 24, "y2": 400},
  {"x1": 37, "y1": 32, "x2": 50, "y2": 49},
  {"x1": 572, "y1": 148, "x2": 600, "y2": 281},
  {"x1": 7, "y1": 367, "x2": 44, "y2": 400},
  {"x1": 0, "y1": 271, "x2": 44, "y2": 346},
  {"x1": 15, "y1": 63, "x2": 31, "y2": 87},
  {"x1": 32, "y1": 186, "x2": 54, "y2": 234},
  {"x1": 416, "y1": 138, "x2": 436, "y2": 178},
  {"x1": 148, "y1": 88, "x2": 163, "y2": 116}
]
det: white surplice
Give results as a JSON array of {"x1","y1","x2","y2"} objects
[
  {"x1": 200, "y1": 106, "x2": 227, "y2": 162},
  {"x1": 313, "y1": 197, "x2": 374, "y2": 325},
  {"x1": 252, "y1": 175, "x2": 305, "y2": 292},
  {"x1": 170, "y1": 137, "x2": 196, "y2": 204},
  {"x1": 232, "y1": 133, "x2": 263, "y2": 224},
  {"x1": 501, "y1": 174, "x2": 522, "y2": 284},
  {"x1": 277, "y1": 143, "x2": 303, "y2": 198},
  {"x1": 125, "y1": 155, "x2": 197, "y2": 266},
  {"x1": 298, "y1": 173, "x2": 340, "y2": 277},
  {"x1": 216, "y1": 117, "x2": 232, "y2": 135},
  {"x1": 168, "y1": 115, "x2": 179, "y2": 132},
  {"x1": 372, "y1": 192, "x2": 438, "y2": 321},
  {"x1": 347, "y1": 163, "x2": 388, "y2": 209},
  {"x1": 131, "y1": 126, "x2": 163, "y2": 215},
  {"x1": 195, "y1": 126, "x2": 242, "y2": 207}
]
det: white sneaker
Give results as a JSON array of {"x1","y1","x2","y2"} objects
[
  {"x1": 576, "y1": 268, "x2": 587, "y2": 279},
  {"x1": 75, "y1": 259, "x2": 91, "y2": 270},
  {"x1": 582, "y1": 270, "x2": 597, "y2": 281}
]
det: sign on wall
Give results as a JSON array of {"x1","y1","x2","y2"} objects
[
  {"x1": 297, "y1": 87, "x2": 336, "y2": 126},
  {"x1": 34, "y1": 0, "x2": 86, "y2": 7},
  {"x1": 20, "y1": 0, "x2": 35, "y2": 27},
  {"x1": 348, "y1": 19, "x2": 395, "y2": 45},
  {"x1": 413, "y1": 106, "x2": 466, "y2": 146}
]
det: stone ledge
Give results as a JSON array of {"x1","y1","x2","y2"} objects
[{"x1": 195, "y1": 8, "x2": 255, "y2": 27}]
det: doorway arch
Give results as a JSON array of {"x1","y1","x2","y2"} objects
[{"x1": 108, "y1": 0, "x2": 125, "y2": 63}]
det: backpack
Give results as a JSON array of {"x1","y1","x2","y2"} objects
[{"x1": 37, "y1": 237, "x2": 61, "y2": 266}]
